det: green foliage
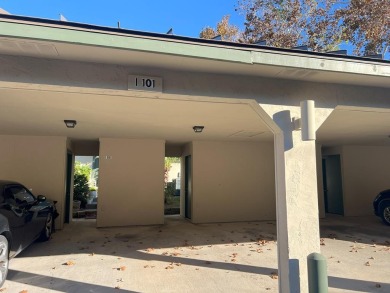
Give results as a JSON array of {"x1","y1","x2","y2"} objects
[
  {"x1": 74, "y1": 173, "x2": 89, "y2": 208},
  {"x1": 165, "y1": 157, "x2": 180, "y2": 168},
  {"x1": 74, "y1": 161, "x2": 92, "y2": 179},
  {"x1": 164, "y1": 181, "x2": 176, "y2": 204},
  {"x1": 164, "y1": 157, "x2": 180, "y2": 184}
]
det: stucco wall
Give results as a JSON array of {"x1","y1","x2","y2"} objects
[
  {"x1": 191, "y1": 141, "x2": 275, "y2": 223},
  {"x1": 342, "y1": 145, "x2": 390, "y2": 216},
  {"x1": 97, "y1": 138, "x2": 165, "y2": 227},
  {"x1": 0, "y1": 135, "x2": 67, "y2": 228}
]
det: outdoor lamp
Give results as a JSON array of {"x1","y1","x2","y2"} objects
[
  {"x1": 193, "y1": 126, "x2": 204, "y2": 133},
  {"x1": 64, "y1": 120, "x2": 77, "y2": 128}
]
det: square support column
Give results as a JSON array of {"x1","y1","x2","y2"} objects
[{"x1": 272, "y1": 107, "x2": 322, "y2": 293}]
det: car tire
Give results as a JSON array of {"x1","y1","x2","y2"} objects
[
  {"x1": 379, "y1": 202, "x2": 390, "y2": 226},
  {"x1": 0, "y1": 235, "x2": 9, "y2": 288},
  {"x1": 39, "y1": 212, "x2": 53, "y2": 241}
]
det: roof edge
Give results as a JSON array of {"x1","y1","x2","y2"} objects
[{"x1": 0, "y1": 13, "x2": 389, "y2": 65}]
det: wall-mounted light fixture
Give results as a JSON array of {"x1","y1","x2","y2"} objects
[
  {"x1": 64, "y1": 120, "x2": 77, "y2": 128},
  {"x1": 193, "y1": 126, "x2": 204, "y2": 133}
]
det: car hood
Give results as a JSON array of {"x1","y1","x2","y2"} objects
[{"x1": 30, "y1": 199, "x2": 59, "y2": 218}]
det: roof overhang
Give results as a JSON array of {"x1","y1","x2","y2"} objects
[{"x1": 0, "y1": 15, "x2": 389, "y2": 88}]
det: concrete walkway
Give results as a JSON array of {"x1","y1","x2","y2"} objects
[{"x1": 3, "y1": 215, "x2": 390, "y2": 292}]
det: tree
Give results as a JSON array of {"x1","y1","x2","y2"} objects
[
  {"x1": 200, "y1": 15, "x2": 241, "y2": 42},
  {"x1": 237, "y1": 0, "x2": 342, "y2": 52},
  {"x1": 74, "y1": 161, "x2": 92, "y2": 180},
  {"x1": 74, "y1": 173, "x2": 89, "y2": 208},
  {"x1": 74, "y1": 162, "x2": 92, "y2": 208},
  {"x1": 337, "y1": 0, "x2": 390, "y2": 56},
  {"x1": 200, "y1": 0, "x2": 389, "y2": 57},
  {"x1": 164, "y1": 157, "x2": 180, "y2": 204}
]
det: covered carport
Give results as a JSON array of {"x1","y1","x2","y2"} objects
[
  {"x1": 317, "y1": 106, "x2": 390, "y2": 219},
  {"x1": 0, "y1": 14, "x2": 389, "y2": 293}
]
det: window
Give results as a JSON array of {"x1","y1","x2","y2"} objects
[{"x1": 8, "y1": 185, "x2": 35, "y2": 204}]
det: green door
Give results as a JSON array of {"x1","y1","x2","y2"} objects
[
  {"x1": 64, "y1": 152, "x2": 73, "y2": 223},
  {"x1": 323, "y1": 155, "x2": 344, "y2": 215}
]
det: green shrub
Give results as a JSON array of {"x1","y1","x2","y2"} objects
[
  {"x1": 74, "y1": 173, "x2": 89, "y2": 208},
  {"x1": 164, "y1": 182, "x2": 176, "y2": 204}
]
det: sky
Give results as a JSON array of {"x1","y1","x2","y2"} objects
[
  {"x1": 0, "y1": 0, "x2": 244, "y2": 37},
  {"x1": 0, "y1": 1, "x2": 388, "y2": 59}
]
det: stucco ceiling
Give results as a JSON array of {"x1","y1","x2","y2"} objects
[
  {"x1": 0, "y1": 88, "x2": 273, "y2": 144},
  {"x1": 317, "y1": 107, "x2": 390, "y2": 147}
]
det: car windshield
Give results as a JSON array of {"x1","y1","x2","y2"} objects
[{"x1": 9, "y1": 185, "x2": 36, "y2": 204}]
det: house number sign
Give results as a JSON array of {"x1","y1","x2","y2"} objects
[{"x1": 128, "y1": 75, "x2": 163, "y2": 93}]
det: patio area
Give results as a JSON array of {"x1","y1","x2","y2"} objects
[{"x1": 4, "y1": 215, "x2": 390, "y2": 292}]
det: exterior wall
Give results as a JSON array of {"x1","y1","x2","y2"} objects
[
  {"x1": 0, "y1": 135, "x2": 67, "y2": 229},
  {"x1": 322, "y1": 145, "x2": 390, "y2": 216},
  {"x1": 342, "y1": 145, "x2": 390, "y2": 216},
  {"x1": 97, "y1": 138, "x2": 165, "y2": 227},
  {"x1": 72, "y1": 140, "x2": 99, "y2": 156},
  {"x1": 191, "y1": 141, "x2": 275, "y2": 223}
]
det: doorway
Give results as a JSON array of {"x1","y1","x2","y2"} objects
[
  {"x1": 323, "y1": 155, "x2": 344, "y2": 215},
  {"x1": 164, "y1": 157, "x2": 181, "y2": 215},
  {"x1": 72, "y1": 156, "x2": 99, "y2": 221}
]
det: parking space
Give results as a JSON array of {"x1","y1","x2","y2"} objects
[{"x1": 3, "y1": 216, "x2": 390, "y2": 293}]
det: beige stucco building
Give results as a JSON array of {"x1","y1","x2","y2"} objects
[{"x1": 0, "y1": 14, "x2": 389, "y2": 292}]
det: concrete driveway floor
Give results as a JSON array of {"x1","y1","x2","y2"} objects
[{"x1": 2, "y1": 215, "x2": 390, "y2": 293}]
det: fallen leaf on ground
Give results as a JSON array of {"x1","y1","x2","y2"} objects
[
  {"x1": 145, "y1": 248, "x2": 154, "y2": 252},
  {"x1": 19, "y1": 291, "x2": 28, "y2": 293},
  {"x1": 0, "y1": 288, "x2": 6, "y2": 292},
  {"x1": 114, "y1": 286, "x2": 120, "y2": 289},
  {"x1": 89, "y1": 253, "x2": 95, "y2": 256},
  {"x1": 365, "y1": 261, "x2": 371, "y2": 266},
  {"x1": 63, "y1": 261, "x2": 75, "y2": 266},
  {"x1": 270, "y1": 272, "x2": 278, "y2": 279},
  {"x1": 119, "y1": 266, "x2": 126, "y2": 271}
]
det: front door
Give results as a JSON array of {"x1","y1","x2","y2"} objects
[
  {"x1": 323, "y1": 155, "x2": 344, "y2": 215},
  {"x1": 65, "y1": 152, "x2": 73, "y2": 223}
]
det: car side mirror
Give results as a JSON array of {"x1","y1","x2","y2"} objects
[{"x1": 37, "y1": 195, "x2": 46, "y2": 202}]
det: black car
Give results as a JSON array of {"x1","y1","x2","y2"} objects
[
  {"x1": 0, "y1": 180, "x2": 58, "y2": 287},
  {"x1": 373, "y1": 189, "x2": 390, "y2": 226}
]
